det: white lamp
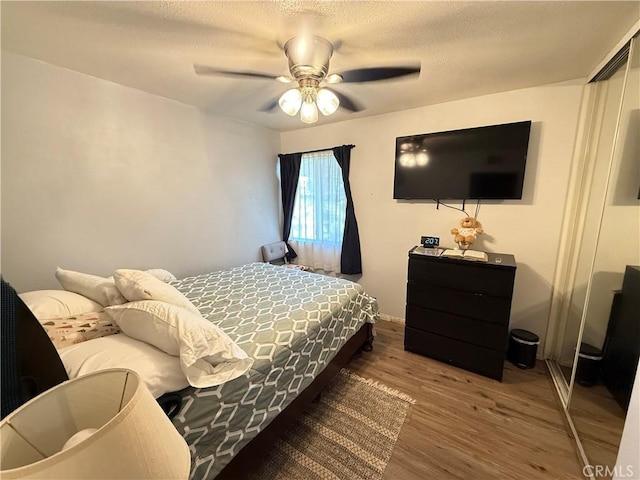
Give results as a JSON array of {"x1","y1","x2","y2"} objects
[
  {"x1": 316, "y1": 88, "x2": 339, "y2": 116},
  {"x1": 278, "y1": 88, "x2": 302, "y2": 116},
  {"x1": 300, "y1": 97, "x2": 319, "y2": 124},
  {"x1": 0, "y1": 369, "x2": 190, "y2": 479},
  {"x1": 279, "y1": 83, "x2": 340, "y2": 123}
]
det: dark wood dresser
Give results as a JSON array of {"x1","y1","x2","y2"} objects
[{"x1": 404, "y1": 246, "x2": 517, "y2": 381}]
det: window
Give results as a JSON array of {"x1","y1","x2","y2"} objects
[{"x1": 288, "y1": 150, "x2": 346, "y2": 271}]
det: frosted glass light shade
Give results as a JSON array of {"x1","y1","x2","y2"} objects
[
  {"x1": 300, "y1": 99, "x2": 319, "y2": 124},
  {"x1": 316, "y1": 88, "x2": 339, "y2": 116},
  {"x1": 279, "y1": 88, "x2": 302, "y2": 116},
  {"x1": 0, "y1": 369, "x2": 190, "y2": 479}
]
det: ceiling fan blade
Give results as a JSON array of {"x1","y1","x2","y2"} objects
[
  {"x1": 334, "y1": 91, "x2": 364, "y2": 113},
  {"x1": 194, "y1": 64, "x2": 279, "y2": 80},
  {"x1": 259, "y1": 97, "x2": 281, "y2": 113},
  {"x1": 336, "y1": 65, "x2": 421, "y2": 83}
]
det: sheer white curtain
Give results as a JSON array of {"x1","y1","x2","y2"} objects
[{"x1": 289, "y1": 150, "x2": 346, "y2": 272}]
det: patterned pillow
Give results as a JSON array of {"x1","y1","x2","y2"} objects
[{"x1": 40, "y1": 311, "x2": 120, "y2": 350}]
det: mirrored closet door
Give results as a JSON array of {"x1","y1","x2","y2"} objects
[{"x1": 547, "y1": 33, "x2": 639, "y2": 475}]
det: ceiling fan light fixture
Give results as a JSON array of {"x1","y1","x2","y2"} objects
[
  {"x1": 300, "y1": 99, "x2": 319, "y2": 124},
  {"x1": 284, "y1": 36, "x2": 334, "y2": 80},
  {"x1": 279, "y1": 88, "x2": 302, "y2": 116},
  {"x1": 316, "y1": 88, "x2": 340, "y2": 116},
  {"x1": 194, "y1": 34, "x2": 421, "y2": 124}
]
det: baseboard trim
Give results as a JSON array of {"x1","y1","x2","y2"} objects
[{"x1": 378, "y1": 313, "x2": 405, "y2": 325}]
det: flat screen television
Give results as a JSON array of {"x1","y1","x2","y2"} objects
[{"x1": 393, "y1": 120, "x2": 532, "y2": 200}]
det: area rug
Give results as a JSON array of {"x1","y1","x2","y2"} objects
[{"x1": 250, "y1": 368, "x2": 416, "y2": 480}]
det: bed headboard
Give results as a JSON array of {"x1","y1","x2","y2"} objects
[{"x1": 1, "y1": 278, "x2": 68, "y2": 419}]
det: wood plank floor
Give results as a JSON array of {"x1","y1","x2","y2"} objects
[
  {"x1": 348, "y1": 320, "x2": 585, "y2": 480},
  {"x1": 571, "y1": 383, "x2": 625, "y2": 475},
  {"x1": 559, "y1": 365, "x2": 626, "y2": 470}
]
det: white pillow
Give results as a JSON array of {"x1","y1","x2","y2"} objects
[
  {"x1": 19, "y1": 290, "x2": 104, "y2": 320},
  {"x1": 105, "y1": 300, "x2": 253, "y2": 388},
  {"x1": 58, "y1": 334, "x2": 189, "y2": 398},
  {"x1": 113, "y1": 269, "x2": 199, "y2": 314},
  {"x1": 145, "y1": 269, "x2": 177, "y2": 283},
  {"x1": 55, "y1": 267, "x2": 127, "y2": 307}
]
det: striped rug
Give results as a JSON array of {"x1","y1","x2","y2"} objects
[{"x1": 250, "y1": 369, "x2": 415, "y2": 480}]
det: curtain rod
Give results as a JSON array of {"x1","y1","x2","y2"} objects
[{"x1": 279, "y1": 144, "x2": 355, "y2": 157}]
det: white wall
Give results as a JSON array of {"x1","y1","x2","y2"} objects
[
  {"x1": 281, "y1": 80, "x2": 585, "y2": 350},
  {"x1": 1, "y1": 53, "x2": 281, "y2": 291},
  {"x1": 615, "y1": 367, "x2": 640, "y2": 480},
  {"x1": 1, "y1": 52, "x2": 588, "y2": 354}
]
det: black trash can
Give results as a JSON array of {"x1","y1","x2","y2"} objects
[
  {"x1": 575, "y1": 343, "x2": 603, "y2": 387},
  {"x1": 507, "y1": 329, "x2": 539, "y2": 369}
]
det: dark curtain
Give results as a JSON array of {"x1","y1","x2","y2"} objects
[
  {"x1": 278, "y1": 153, "x2": 302, "y2": 260},
  {"x1": 333, "y1": 145, "x2": 362, "y2": 274}
]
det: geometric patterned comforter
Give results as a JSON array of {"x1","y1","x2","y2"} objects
[{"x1": 169, "y1": 263, "x2": 379, "y2": 479}]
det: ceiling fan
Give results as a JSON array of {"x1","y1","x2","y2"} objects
[{"x1": 194, "y1": 35, "x2": 420, "y2": 124}]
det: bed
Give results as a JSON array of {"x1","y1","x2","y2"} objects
[
  {"x1": 3, "y1": 262, "x2": 378, "y2": 479},
  {"x1": 169, "y1": 262, "x2": 378, "y2": 478}
]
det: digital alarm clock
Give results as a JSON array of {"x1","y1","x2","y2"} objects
[{"x1": 421, "y1": 236, "x2": 440, "y2": 248}]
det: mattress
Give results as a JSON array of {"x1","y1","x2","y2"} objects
[{"x1": 170, "y1": 262, "x2": 378, "y2": 479}]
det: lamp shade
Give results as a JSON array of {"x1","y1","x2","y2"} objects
[
  {"x1": 0, "y1": 369, "x2": 190, "y2": 479},
  {"x1": 279, "y1": 88, "x2": 302, "y2": 116},
  {"x1": 316, "y1": 88, "x2": 339, "y2": 116},
  {"x1": 300, "y1": 99, "x2": 319, "y2": 124}
]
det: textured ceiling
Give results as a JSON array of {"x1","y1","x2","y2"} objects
[{"x1": 2, "y1": 1, "x2": 638, "y2": 132}]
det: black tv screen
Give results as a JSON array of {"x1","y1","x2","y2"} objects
[{"x1": 393, "y1": 121, "x2": 532, "y2": 200}]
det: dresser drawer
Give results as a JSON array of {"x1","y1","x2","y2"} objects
[
  {"x1": 404, "y1": 327, "x2": 505, "y2": 381},
  {"x1": 408, "y1": 257, "x2": 515, "y2": 298},
  {"x1": 406, "y1": 305, "x2": 508, "y2": 351},
  {"x1": 407, "y1": 282, "x2": 512, "y2": 325}
]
